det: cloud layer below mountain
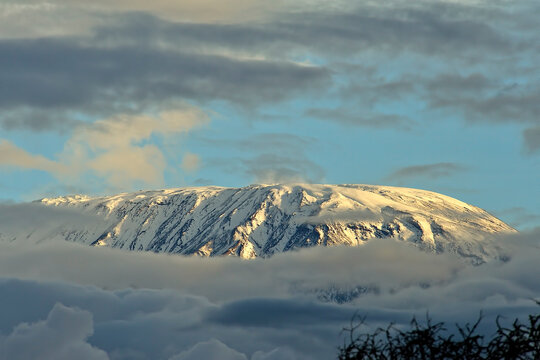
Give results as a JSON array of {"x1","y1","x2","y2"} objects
[{"x1": 0, "y1": 224, "x2": 538, "y2": 359}]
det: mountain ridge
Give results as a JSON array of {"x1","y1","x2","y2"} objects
[{"x1": 33, "y1": 184, "x2": 514, "y2": 263}]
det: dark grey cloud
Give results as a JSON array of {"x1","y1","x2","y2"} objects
[
  {"x1": 386, "y1": 162, "x2": 468, "y2": 182},
  {"x1": 338, "y1": 75, "x2": 417, "y2": 106},
  {"x1": 207, "y1": 298, "x2": 354, "y2": 327},
  {"x1": 0, "y1": 108, "x2": 83, "y2": 132},
  {"x1": 0, "y1": 36, "x2": 328, "y2": 108},
  {"x1": 0, "y1": 33, "x2": 329, "y2": 131},
  {"x1": 426, "y1": 74, "x2": 540, "y2": 125},
  {"x1": 421, "y1": 74, "x2": 540, "y2": 151},
  {"x1": 335, "y1": 71, "x2": 540, "y2": 131},
  {"x1": 279, "y1": 5, "x2": 514, "y2": 57},
  {"x1": 0, "y1": 278, "x2": 350, "y2": 360},
  {"x1": 2, "y1": 0, "x2": 538, "y2": 132},
  {"x1": 95, "y1": 4, "x2": 517, "y2": 59}
]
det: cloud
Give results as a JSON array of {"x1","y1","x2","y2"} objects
[
  {"x1": 180, "y1": 153, "x2": 201, "y2": 173},
  {"x1": 2, "y1": 0, "x2": 537, "y2": 131},
  {"x1": 0, "y1": 228, "x2": 536, "y2": 302},
  {"x1": 0, "y1": 229, "x2": 538, "y2": 359},
  {"x1": 0, "y1": 277, "x2": 348, "y2": 360},
  {"x1": 0, "y1": 2, "x2": 98, "y2": 39},
  {"x1": 3, "y1": 1, "x2": 518, "y2": 50},
  {"x1": 306, "y1": 108, "x2": 412, "y2": 129},
  {"x1": 0, "y1": 140, "x2": 67, "y2": 174},
  {"x1": 0, "y1": 31, "x2": 330, "y2": 131},
  {"x1": 2, "y1": 302, "x2": 108, "y2": 360},
  {"x1": 0, "y1": 0, "x2": 321, "y2": 41},
  {"x1": 205, "y1": 133, "x2": 326, "y2": 184},
  {"x1": 0, "y1": 202, "x2": 103, "y2": 241},
  {"x1": 386, "y1": 162, "x2": 468, "y2": 182},
  {"x1": 0, "y1": 108, "x2": 208, "y2": 190},
  {"x1": 206, "y1": 298, "x2": 355, "y2": 328},
  {"x1": 93, "y1": 3, "x2": 516, "y2": 58},
  {"x1": 62, "y1": 109, "x2": 208, "y2": 188},
  {"x1": 1, "y1": 0, "x2": 296, "y2": 26},
  {"x1": 241, "y1": 154, "x2": 325, "y2": 184},
  {"x1": 334, "y1": 71, "x2": 540, "y2": 134},
  {"x1": 337, "y1": 71, "x2": 417, "y2": 106},
  {"x1": 0, "y1": 108, "x2": 83, "y2": 132},
  {"x1": 425, "y1": 74, "x2": 540, "y2": 125},
  {"x1": 169, "y1": 339, "x2": 247, "y2": 360}
]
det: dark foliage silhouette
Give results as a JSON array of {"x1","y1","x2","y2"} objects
[{"x1": 338, "y1": 306, "x2": 540, "y2": 359}]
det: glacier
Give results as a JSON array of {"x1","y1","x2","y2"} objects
[{"x1": 31, "y1": 184, "x2": 515, "y2": 263}]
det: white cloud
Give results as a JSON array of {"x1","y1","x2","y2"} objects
[
  {"x1": 0, "y1": 140, "x2": 67, "y2": 174},
  {"x1": 0, "y1": 107, "x2": 209, "y2": 191},
  {"x1": 0, "y1": 237, "x2": 465, "y2": 301},
  {"x1": 0, "y1": 202, "x2": 104, "y2": 244}
]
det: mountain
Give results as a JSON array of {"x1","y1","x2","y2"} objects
[{"x1": 34, "y1": 184, "x2": 514, "y2": 263}]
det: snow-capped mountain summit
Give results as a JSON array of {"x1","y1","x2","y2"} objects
[{"x1": 36, "y1": 184, "x2": 514, "y2": 262}]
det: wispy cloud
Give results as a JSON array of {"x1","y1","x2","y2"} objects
[
  {"x1": 386, "y1": 162, "x2": 468, "y2": 182},
  {"x1": 204, "y1": 133, "x2": 325, "y2": 184},
  {"x1": 0, "y1": 140, "x2": 68, "y2": 175},
  {"x1": 425, "y1": 74, "x2": 540, "y2": 125},
  {"x1": 306, "y1": 108, "x2": 412, "y2": 129},
  {"x1": 0, "y1": 108, "x2": 208, "y2": 190}
]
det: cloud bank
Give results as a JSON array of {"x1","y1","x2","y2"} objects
[
  {"x1": 0, "y1": 225, "x2": 538, "y2": 359},
  {"x1": 2, "y1": 1, "x2": 538, "y2": 132}
]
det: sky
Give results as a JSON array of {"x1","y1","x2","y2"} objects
[
  {"x1": 0, "y1": 2, "x2": 539, "y2": 358},
  {"x1": 0, "y1": 0, "x2": 539, "y2": 229}
]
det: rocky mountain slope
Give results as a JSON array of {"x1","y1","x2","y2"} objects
[{"x1": 33, "y1": 184, "x2": 514, "y2": 263}]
